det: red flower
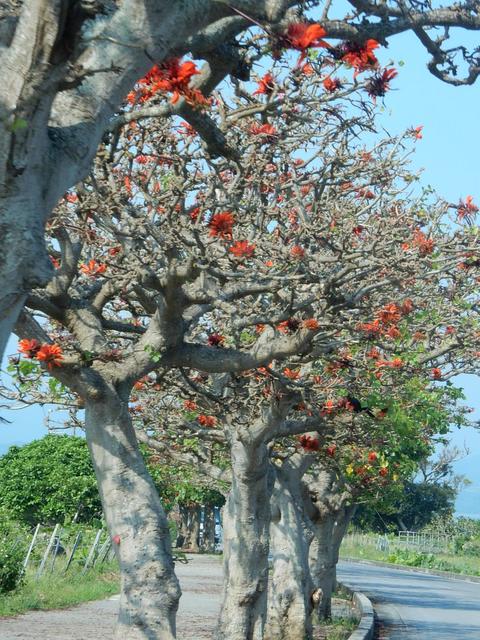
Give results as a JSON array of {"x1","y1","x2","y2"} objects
[
  {"x1": 326, "y1": 444, "x2": 337, "y2": 457},
  {"x1": 184, "y1": 400, "x2": 197, "y2": 411},
  {"x1": 457, "y1": 196, "x2": 478, "y2": 221},
  {"x1": 80, "y1": 260, "x2": 107, "y2": 277},
  {"x1": 65, "y1": 192, "x2": 78, "y2": 203},
  {"x1": 323, "y1": 77, "x2": 342, "y2": 92},
  {"x1": 299, "y1": 434, "x2": 320, "y2": 451},
  {"x1": 358, "y1": 319, "x2": 382, "y2": 337},
  {"x1": 368, "y1": 451, "x2": 378, "y2": 462},
  {"x1": 50, "y1": 255, "x2": 61, "y2": 269},
  {"x1": 253, "y1": 73, "x2": 275, "y2": 96},
  {"x1": 379, "y1": 467, "x2": 388, "y2": 477},
  {"x1": 250, "y1": 123, "x2": 278, "y2": 139},
  {"x1": 290, "y1": 245, "x2": 305, "y2": 259},
  {"x1": 18, "y1": 339, "x2": 40, "y2": 359},
  {"x1": 108, "y1": 246, "x2": 122, "y2": 256},
  {"x1": 112, "y1": 535, "x2": 121, "y2": 545},
  {"x1": 209, "y1": 211, "x2": 235, "y2": 239},
  {"x1": 340, "y1": 40, "x2": 379, "y2": 75},
  {"x1": 365, "y1": 67, "x2": 398, "y2": 99},
  {"x1": 366, "y1": 347, "x2": 380, "y2": 360},
  {"x1": 412, "y1": 229, "x2": 434, "y2": 256},
  {"x1": 322, "y1": 399, "x2": 336, "y2": 415},
  {"x1": 207, "y1": 333, "x2": 225, "y2": 347},
  {"x1": 286, "y1": 23, "x2": 328, "y2": 51},
  {"x1": 283, "y1": 367, "x2": 301, "y2": 380},
  {"x1": 197, "y1": 414, "x2": 216, "y2": 427},
  {"x1": 36, "y1": 344, "x2": 63, "y2": 370},
  {"x1": 303, "y1": 318, "x2": 319, "y2": 330},
  {"x1": 432, "y1": 368, "x2": 442, "y2": 380},
  {"x1": 277, "y1": 318, "x2": 300, "y2": 334},
  {"x1": 401, "y1": 299, "x2": 414, "y2": 315},
  {"x1": 411, "y1": 126, "x2": 423, "y2": 139},
  {"x1": 229, "y1": 240, "x2": 256, "y2": 258}
]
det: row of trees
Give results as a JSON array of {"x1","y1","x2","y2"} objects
[{"x1": 1, "y1": 4, "x2": 479, "y2": 639}]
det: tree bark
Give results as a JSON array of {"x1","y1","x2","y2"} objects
[
  {"x1": 310, "y1": 505, "x2": 356, "y2": 619},
  {"x1": 85, "y1": 396, "x2": 181, "y2": 640},
  {"x1": 203, "y1": 506, "x2": 216, "y2": 552},
  {"x1": 183, "y1": 505, "x2": 201, "y2": 552},
  {"x1": 265, "y1": 464, "x2": 314, "y2": 640},
  {"x1": 215, "y1": 429, "x2": 273, "y2": 640}
]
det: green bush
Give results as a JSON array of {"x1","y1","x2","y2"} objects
[
  {"x1": 0, "y1": 517, "x2": 27, "y2": 594},
  {"x1": 460, "y1": 538, "x2": 480, "y2": 557}
]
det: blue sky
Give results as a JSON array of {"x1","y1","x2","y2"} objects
[{"x1": 1, "y1": 28, "x2": 479, "y2": 516}]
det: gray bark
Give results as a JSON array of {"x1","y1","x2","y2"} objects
[
  {"x1": 203, "y1": 506, "x2": 216, "y2": 552},
  {"x1": 215, "y1": 427, "x2": 273, "y2": 640},
  {"x1": 265, "y1": 462, "x2": 314, "y2": 640},
  {"x1": 310, "y1": 505, "x2": 356, "y2": 619},
  {"x1": 85, "y1": 395, "x2": 181, "y2": 640}
]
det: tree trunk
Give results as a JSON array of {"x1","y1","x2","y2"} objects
[
  {"x1": 215, "y1": 430, "x2": 272, "y2": 640},
  {"x1": 265, "y1": 466, "x2": 314, "y2": 640},
  {"x1": 85, "y1": 397, "x2": 181, "y2": 640},
  {"x1": 184, "y1": 505, "x2": 201, "y2": 552},
  {"x1": 309, "y1": 513, "x2": 336, "y2": 619},
  {"x1": 0, "y1": 191, "x2": 53, "y2": 362},
  {"x1": 310, "y1": 505, "x2": 356, "y2": 619},
  {"x1": 203, "y1": 506, "x2": 216, "y2": 552}
]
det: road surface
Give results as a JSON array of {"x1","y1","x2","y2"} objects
[
  {"x1": 0, "y1": 555, "x2": 223, "y2": 640},
  {"x1": 338, "y1": 559, "x2": 480, "y2": 639}
]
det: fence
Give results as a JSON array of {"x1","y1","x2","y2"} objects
[
  {"x1": 343, "y1": 530, "x2": 453, "y2": 553},
  {"x1": 21, "y1": 524, "x2": 115, "y2": 578}
]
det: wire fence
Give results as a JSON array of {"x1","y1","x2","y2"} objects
[
  {"x1": 343, "y1": 530, "x2": 453, "y2": 553},
  {"x1": 21, "y1": 524, "x2": 114, "y2": 578}
]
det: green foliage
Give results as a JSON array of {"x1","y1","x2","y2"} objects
[
  {"x1": 0, "y1": 436, "x2": 102, "y2": 525},
  {"x1": 0, "y1": 561, "x2": 119, "y2": 617},
  {"x1": 0, "y1": 436, "x2": 224, "y2": 528},
  {"x1": 0, "y1": 514, "x2": 28, "y2": 594}
]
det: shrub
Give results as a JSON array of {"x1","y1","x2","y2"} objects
[{"x1": 0, "y1": 516, "x2": 27, "y2": 594}]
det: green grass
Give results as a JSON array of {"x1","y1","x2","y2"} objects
[
  {"x1": 0, "y1": 562, "x2": 119, "y2": 617},
  {"x1": 340, "y1": 535, "x2": 480, "y2": 577}
]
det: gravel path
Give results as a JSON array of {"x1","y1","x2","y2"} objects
[{"x1": 0, "y1": 555, "x2": 223, "y2": 640}]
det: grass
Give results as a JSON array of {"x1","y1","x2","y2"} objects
[
  {"x1": 313, "y1": 591, "x2": 359, "y2": 640},
  {"x1": 0, "y1": 562, "x2": 119, "y2": 617},
  {"x1": 340, "y1": 534, "x2": 480, "y2": 577}
]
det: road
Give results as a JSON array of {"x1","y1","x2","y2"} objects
[
  {"x1": 338, "y1": 559, "x2": 480, "y2": 639},
  {"x1": 0, "y1": 555, "x2": 223, "y2": 640}
]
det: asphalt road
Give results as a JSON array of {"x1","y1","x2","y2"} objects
[{"x1": 338, "y1": 560, "x2": 480, "y2": 639}]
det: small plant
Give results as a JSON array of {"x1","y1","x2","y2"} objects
[{"x1": 0, "y1": 516, "x2": 27, "y2": 594}]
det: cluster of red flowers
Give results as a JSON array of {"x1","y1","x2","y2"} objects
[
  {"x1": 18, "y1": 339, "x2": 63, "y2": 370},
  {"x1": 229, "y1": 240, "x2": 256, "y2": 258},
  {"x1": 80, "y1": 259, "x2": 107, "y2": 277},
  {"x1": 358, "y1": 300, "x2": 413, "y2": 339},
  {"x1": 127, "y1": 58, "x2": 209, "y2": 108},
  {"x1": 250, "y1": 123, "x2": 278, "y2": 140},
  {"x1": 456, "y1": 196, "x2": 478, "y2": 221},
  {"x1": 337, "y1": 39, "x2": 379, "y2": 76},
  {"x1": 197, "y1": 414, "x2": 216, "y2": 427},
  {"x1": 323, "y1": 76, "x2": 342, "y2": 93},
  {"x1": 209, "y1": 211, "x2": 235, "y2": 239},
  {"x1": 411, "y1": 229, "x2": 435, "y2": 256},
  {"x1": 365, "y1": 68, "x2": 398, "y2": 99},
  {"x1": 207, "y1": 333, "x2": 225, "y2": 347},
  {"x1": 253, "y1": 72, "x2": 275, "y2": 96},
  {"x1": 298, "y1": 434, "x2": 320, "y2": 451}
]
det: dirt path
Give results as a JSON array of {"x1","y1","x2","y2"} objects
[{"x1": 0, "y1": 555, "x2": 223, "y2": 640}]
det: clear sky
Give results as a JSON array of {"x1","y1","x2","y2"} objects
[{"x1": 0, "y1": 27, "x2": 479, "y2": 516}]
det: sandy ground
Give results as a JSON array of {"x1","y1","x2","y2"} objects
[{"x1": 0, "y1": 555, "x2": 223, "y2": 640}]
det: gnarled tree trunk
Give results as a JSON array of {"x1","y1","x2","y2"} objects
[
  {"x1": 215, "y1": 427, "x2": 273, "y2": 640},
  {"x1": 85, "y1": 396, "x2": 181, "y2": 640},
  {"x1": 265, "y1": 462, "x2": 314, "y2": 640},
  {"x1": 310, "y1": 503, "x2": 356, "y2": 619},
  {"x1": 203, "y1": 506, "x2": 216, "y2": 552}
]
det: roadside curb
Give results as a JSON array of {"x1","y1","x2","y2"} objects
[
  {"x1": 338, "y1": 582, "x2": 374, "y2": 640},
  {"x1": 341, "y1": 556, "x2": 480, "y2": 584}
]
